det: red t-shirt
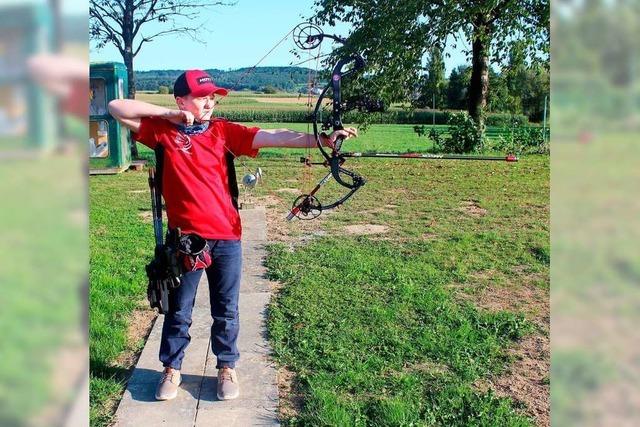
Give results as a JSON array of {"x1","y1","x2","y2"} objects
[{"x1": 133, "y1": 117, "x2": 260, "y2": 239}]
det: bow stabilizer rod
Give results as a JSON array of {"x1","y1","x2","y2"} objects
[{"x1": 340, "y1": 153, "x2": 519, "y2": 162}]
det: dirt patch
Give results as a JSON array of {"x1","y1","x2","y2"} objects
[
  {"x1": 459, "y1": 199, "x2": 487, "y2": 217},
  {"x1": 275, "y1": 188, "x2": 302, "y2": 195},
  {"x1": 114, "y1": 308, "x2": 157, "y2": 367},
  {"x1": 477, "y1": 335, "x2": 550, "y2": 427},
  {"x1": 277, "y1": 366, "x2": 304, "y2": 421},
  {"x1": 344, "y1": 224, "x2": 390, "y2": 235},
  {"x1": 138, "y1": 210, "x2": 152, "y2": 223},
  {"x1": 263, "y1": 199, "x2": 334, "y2": 244},
  {"x1": 460, "y1": 270, "x2": 550, "y2": 426},
  {"x1": 94, "y1": 225, "x2": 108, "y2": 237},
  {"x1": 128, "y1": 190, "x2": 147, "y2": 194},
  {"x1": 254, "y1": 194, "x2": 283, "y2": 208},
  {"x1": 458, "y1": 269, "x2": 549, "y2": 332},
  {"x1": 402, "y1": 360, "x2": 450, "y2": 376}
]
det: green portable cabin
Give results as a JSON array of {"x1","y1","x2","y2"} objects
[
  {"x1": 89, "y1": 62, "x2": 131, "y2": 174},
  {"x1": 0, "y1": 3, "x2": 56, "y2": 150}
]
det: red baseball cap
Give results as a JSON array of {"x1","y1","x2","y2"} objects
[{"x1": 173, "y1": 69, "x2": 228, "y2": 98}]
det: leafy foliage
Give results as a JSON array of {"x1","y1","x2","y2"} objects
[
  {"x1": 211, "y1": 108, "x2": 528, "y2": 126},
  {"x1": 414, "y1": 47, "x2": 447, "y2": 109},
  {"x1": 428, "y1": 112, "x2": 487, "y2": 154},
  {"x1": 90, "y1": 0, "x2": 232, "y2": 97},
  {"x1": 310, "y1": 0, "x2": 549, "y2": 121},
  {"x1": 447, "y1": 65, "x2": 472, "y2": 111},
  {"x1": 261, "y1": 85, "x2": 279, "y2": 94},
  {"x1": 490, "y1": 126, "x2": 550, "y2": 155}
]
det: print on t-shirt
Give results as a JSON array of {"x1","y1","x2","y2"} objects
[{"x1": 174, "y1": 133, "x2": 192, "y2": 155}]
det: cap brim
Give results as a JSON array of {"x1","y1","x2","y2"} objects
[
  {"x1": 190, "y1": 86, "x2": 229, "y2": 97},
  {"x1": 213, "y1": 87, "x2": 228, "y2": 96}
]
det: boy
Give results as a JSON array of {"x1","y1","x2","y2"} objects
[{"x1": 108, "y1": 69, "x2": 355, "y2": 401}]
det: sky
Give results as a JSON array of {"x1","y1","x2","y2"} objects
[{"x1": 88, "y1": 0, "x2": 468, "y2": 74}]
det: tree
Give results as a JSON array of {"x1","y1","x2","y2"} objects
[
  {"x1": 312, "y1": 0, "x2": 549, "y2": 126},
  {"x1": 446, "y1": 65, "x2": 471, "y2": 110},
  {"x1": 486, "y1": 68, "x2": 511, "y2": 114},
  {"x1": 414, "y1": 47, "x2": 447, "y2": 109},
  {"x1": 90, "y1": 0, "x2": 230, "y2": 99},
  {"x1": 90, "y1": 0, "x2": 230, "y2": 156},
  {"x1": 501, "y1": 42, "x2": 549, "y2": 121}
]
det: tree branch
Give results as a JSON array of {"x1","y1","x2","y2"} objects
[
  {"x1": 132, "y1": 0, "x2": 159, "y2": 39},
  {"x1": 90, "y1": 7, "x2": 124, "y2": 39},
  {"x1": 489, "y1": 0, "x2": 517, "y2": 24},
  {"x1": 90, "y1": 1, "x2": 123, "y2": 26}
]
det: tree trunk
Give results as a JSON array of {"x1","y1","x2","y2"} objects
[
  {"x1": 123, "y1": 51, "x2": 138, "y2": 157},
  {"x1": 123, "y1": 0, "x2": 139, "y2": 157},
  {"x1": 125, "y1": 53, "x2": 136, "y2": 100},
  {"x1": 469, "y1": 21, "x2": 490, "y2": 128}
]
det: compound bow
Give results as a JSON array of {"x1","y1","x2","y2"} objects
[
  {"x1": 286, "y1": 23, "x2": 370, "y2": 220},
  {"x1": 244, "y1": 23, "x2": 517, "y2": 220}
]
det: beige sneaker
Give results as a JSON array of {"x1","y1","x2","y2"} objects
[
  {"x1": 155, "y1": 367, "x2": 181, "y2": 401},
  {"x1": 216, "y1": 367, "x2": 239, "y2": 400}
]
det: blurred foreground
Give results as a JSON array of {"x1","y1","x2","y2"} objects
[
  {"x1": 0, "y1": 1, "x2": 88, "y2": 426},
  {"x1": 552, "y1": 1, "x2": 640, "y2": 425}
]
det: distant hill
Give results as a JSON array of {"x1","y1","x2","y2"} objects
[{"x1": 135, "y1": 66, "x2": 315, "y2": 93}]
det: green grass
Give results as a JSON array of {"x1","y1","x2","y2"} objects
[
  {"x1": 248, "y1": 129, "x2": 549, "y2": 424},
  {"x1": 134, "y1": 93, "x2": 530, "y2": 126},
  {"x1": 266, "y1": 239, "x2": 536, "y2": 425},
  {"x1": 134, "y1": 123, "x2": 449, "y2": 167},
  {"x1": 91, "y1": 121, "x2": 548, "y2": 425},
  {"x1": 89, "y1": 172, "x2": 156, "y2": 426}
]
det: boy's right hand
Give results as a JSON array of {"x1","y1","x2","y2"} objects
[{"x1": 162, "y1": 109, "x2": 195, "y2": 126}]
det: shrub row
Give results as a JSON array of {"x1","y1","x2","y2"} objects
[
  {"x1": 421, "y1": 112, "x2": 549, "y2": 154},
  {"x1": 213, "y1": 109, "x2": 529, "y2": 126}
]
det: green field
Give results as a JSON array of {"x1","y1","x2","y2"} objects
[
  {"x1": 134, "y1": 93, "x2": 532, "y2": 129},
  {"x1": 257, "y1": 151, "x2": 548, "y2": 425},
  {"x1": 89, "y1": 122, "x2": 549, "y2": 425},
  {"x1": 137, "y1": 92, "x2": 316, "y2": 112}
]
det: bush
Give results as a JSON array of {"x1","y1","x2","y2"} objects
[
  {"x1": 490, "y1": 126, "x2": 550, "y2": 154},
  {"x1": 157, "y1": 85, "x2": 170, "y2": 95},
  {"x1": 429, "y1": 112, "x2": 486, "y2": 153},
  {"x1": 485, "y1": 113, "x2": 528, "y2": 127},
  {"x1": 213, "y1": 109, "x2": 528, "y2": 126},
  {"x1": 261, "y1": 85, "x2": 278, "y2": 94}
]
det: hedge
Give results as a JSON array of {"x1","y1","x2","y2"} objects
[{"x1": 213, "y1": 109, "x2": 529, "y2": 126}]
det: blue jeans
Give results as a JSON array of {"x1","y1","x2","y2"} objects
[{"x1": 159, "y1": 239, "x2": 242, "y2": 370}]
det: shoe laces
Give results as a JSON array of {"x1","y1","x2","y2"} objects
[
  {"x1": 219, "y1": 367, "x2": 235, "y2": 383},
  {"x1": 161, "y1": 369, "x2": 176, "y2": 383}
]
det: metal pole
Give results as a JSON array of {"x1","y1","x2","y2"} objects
[
  {"x1": 340, "y1": 152, "x2": 518, "y2": 162},
  {"x1": 543, "y1": 95, "x2": 548, "y2": 142},
  {"x1": 432, "y1": 93, "x2": 436, "y2": 125}
]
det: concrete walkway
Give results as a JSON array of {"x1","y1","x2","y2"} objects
[{"x1": 114, "y1": 207, "x2": 279, "y2": 426}]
